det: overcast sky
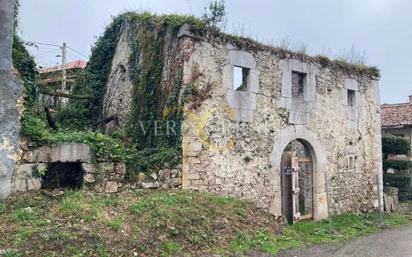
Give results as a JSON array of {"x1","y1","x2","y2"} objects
[{"x1": 19, "y1": 0, "x2": 412, "y2": 104}]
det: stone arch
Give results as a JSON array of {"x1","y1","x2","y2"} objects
[{"x1": 269, "y1": 125, "x2": 328, "y2": 220}]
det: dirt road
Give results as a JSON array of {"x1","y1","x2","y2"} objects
[{"x1": 276, "y1": 225, "x2": 412, "y2": 257}]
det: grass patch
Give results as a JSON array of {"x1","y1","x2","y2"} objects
[
  {"x1": 58, "y1": 191, "x2": 84, "y2": 215},
  {"x1": 2, "y1": 250, "x2": 21, "y2": 257},
  {"x1": 219, "y1": 212, "x2": 410, "y2": 256},
  {"x1": 159, "y1": 241, "x2": 182, "y2": 257},
  {"x1": 0, "y1": 190, "x2": 409, "y2": 256},
  {"x1": 12, "y1": 227, "x2": 36, "y2": 246},
  {"x1": 12, "y1": 208, "x2": 35, "y2": 223},
  {"x1": 0, "y1": 202, "x2": 5, "y2": 214},
  {"x1": 0, "y1": 190, "x2": 279, "y2": 256},
  {"x1": 106, "y1": 216, "x2": 124, "y2": 231}
]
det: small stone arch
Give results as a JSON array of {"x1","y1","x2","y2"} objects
[{"x1": 269, "y1": 125, "x2": 329, "y2": 220}]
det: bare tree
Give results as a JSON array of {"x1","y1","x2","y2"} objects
[
  {"x1": 230, "y1": 21, "x2": 248, "y2": 38},
  {"x1": 272, "y1": 34, "x2": 293, "y2": 50},
  {"x1": 336, "y1": 45, "x2": 367, "y2": 65},
  {"x1": 270, "y1": 34, "x2": 309, "y2": 55}
]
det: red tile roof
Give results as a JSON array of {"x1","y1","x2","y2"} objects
[
  {"x1": 39, "y1": 60, "x2": 87, "y2": 73},
  {"x1": 382, "y1": 97, "x2": 412, "y2": 128}
]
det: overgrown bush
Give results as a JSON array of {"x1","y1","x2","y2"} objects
[
  {"x1": 382, "y1": 133, "x2": 410, "y2": 158},
  {"x1": 12, "y1": 35, "x2": 38, "y2": 108},
  {"x1": 69, "y1": 15, "x2": 125, "y2": 124},
  {"x1": 21, "y1": 113, "x2": 128, "y2": 161},
  {"x1": 383, "y1": 159, "x2": 412, "y2": 172}
]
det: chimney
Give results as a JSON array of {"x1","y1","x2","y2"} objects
[{"x1": 409, "y1": 95, "x2": 412, "y2": 103}]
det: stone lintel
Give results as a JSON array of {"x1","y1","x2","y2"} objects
[{"x1": 25, "y1": 143, "x2": 92, "y2": 163}]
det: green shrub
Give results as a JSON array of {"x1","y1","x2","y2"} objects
[
  {"x1": 383, "y1": 173, "x2": 412, "y2": 187},
  {"x1": 383, "y1": 159, "x2": 412, "y2": 172},
  {"x1": 382, "y1": 133, "x2": 410, "y2": 157}
]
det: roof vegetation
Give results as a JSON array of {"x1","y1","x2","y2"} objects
[{"x1": 117, "y1": 12, "x2": 380, "y2": 79}]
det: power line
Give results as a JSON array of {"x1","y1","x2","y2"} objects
[
  {"x1": 25, "y1": 41, "x2": 61, "y2": 48},
  {"x1": 67, "y1": 46, "x2": 88, "y2": 59},
  {"x1": 34, "y1": 49, "x2": 61, "y2": 58},
  {"x1": 25, "y1": 40, "x2": 88, "y2": 59},
  {"x1": 30, "y1": 45, "x2": 60, "y2": 51},
  {"x1": 66, "y1": 51, "x2": 86, "y2": 61}
]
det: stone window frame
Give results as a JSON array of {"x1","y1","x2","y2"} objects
[
  {"x1": 233, "y1": 66, "x2": 250, "y2": 91},
  {"x1": 347, "y1": 155, "x2": 357, "y2": 171},
  {"x1": 344, "y1": 79, "x2": 359, "y2": 124},
  {"x1": 347, "y1": 89, "x2": 356, "y2": 107},
  {"x1": 224, "y1": 50, "x2": 260, "y2": 122},
  {"x1": 280, "y1": 59, "x2": 319, "y2": 125}
]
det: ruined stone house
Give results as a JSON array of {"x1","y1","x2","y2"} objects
[
  {"x1": 0, "y1": 11, "x2": 383, "y2": 224},
  {"x1": 101, "y1": 15, "x2": 383, "y2": 223}
]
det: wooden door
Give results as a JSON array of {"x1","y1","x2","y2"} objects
[
  {"x1": 291, "y1": 154, "x2": 301, "y2": 222},
  {"x1": 281, "y1": 151, "x2": 293, "y2": 224}
]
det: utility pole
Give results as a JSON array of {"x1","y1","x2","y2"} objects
[{"x1": 61, "y1": 42, "x2": 67, "y2": 92}]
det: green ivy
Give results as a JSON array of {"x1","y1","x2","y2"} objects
[
  {"x1": 21, "y1": 114, "x2": 127, "y2": 161},
  {"x1": 121, "y1": 13, "x2": 189, "y2": 178},
  {"x1": 21, "y1": 112, "x2": 180, "y2": 178},
  {"x1": 127, "y1": 24, "x2": 164, "y2": 148},
  {"x1": 12, "y1": 35, "x2": 38, "y2": 108},
  {"x1": 68, "y1": 15, "x2": 124, "y2": 123}
]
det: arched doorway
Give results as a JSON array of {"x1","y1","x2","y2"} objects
[{"x1": 280, "y1": 139, "x2": 314, "y2": 224}]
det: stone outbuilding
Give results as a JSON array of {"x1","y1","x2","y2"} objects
[
  {"x1": 100, "y1": 15, "x2": 383, "y2": 223},
  {"x1": 12, "y1": 143, "x2": 127, "y2": 194}
]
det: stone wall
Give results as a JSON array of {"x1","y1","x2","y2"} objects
[
  {"x1": 383, "y1": 186, "x2": 398, "y2": 212},
  {"x1": 102, "y1": 21, "x2": 136, "y2": 133},
  {"x1": 102, "y1": 19, "x2": 185, "y2": 134},
  {"x1": 12, "y1": 142, "x2": 182, "y2": 194},
  {"x1": 0, "y1": 0, "x2": 24, "y2": 199},
  {"x1": 181, "y1": 37, "x2": 382, "y2": 218},
  {"x1": 12, "y1": 143, "x2": 127, "y2": 194}
]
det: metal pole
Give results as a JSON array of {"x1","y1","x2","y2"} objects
[
  {"x1": 324, "y1": 172, "x2": 332, "y2": 237},
  {"x1": 377, "y1": 175, "x2": 384, "y2": 226}
]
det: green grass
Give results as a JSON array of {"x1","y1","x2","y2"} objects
[
  {"x1": 2, "y1": 250, "x2": 21, "y2": 257},
  {"x1": 0, "y1": 202, "x2": 5, "y2": 214},
  {"x1": 160, "y1": 242, "x2": 182, "y2": 257},
  {"x1": 0, "y1": 190, "x2": 409, "y2": 257},
  {"x1": 218, "y1": 212, "x2": 410, "y2": 256},
  {"x1": 0, "y1": 190, "x2": 280, "y2": 256},
  {"x1": 58, "y1": 190, "x2": 85, "y2": 215},
  {"x1": 12, "y1": 227, "x2": 36, "y2": 246},
  {"x1": 12, "y1": 208, "x2": 35, "y2": 223},
  {"x1": 106, "y1": 216, "x2": 124, "y2": 231}
]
